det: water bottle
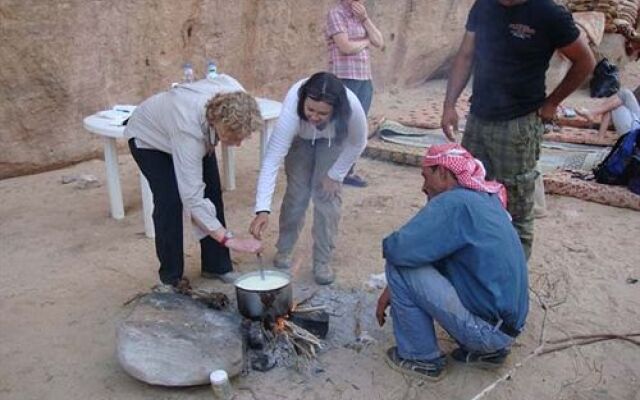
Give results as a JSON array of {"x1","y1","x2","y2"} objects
[
  {"x1": 182, "y1": 62, "x2": 194, "y2": 83},
  {"x1": 206, "y1": 60, "x2": 218, "y2": 80}
]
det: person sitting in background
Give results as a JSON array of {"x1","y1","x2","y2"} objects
[
  {"x1": 376, "y1": 143, "x2": 528, "y2": 381},
  {"x1": 576, "y1": 85, "x2": 640, "y2": 136},
  {"x1": 125, "y1": 75, "x2": 263, "y2": 291}
]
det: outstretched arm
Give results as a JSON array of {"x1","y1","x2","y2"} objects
[{"x1": 441, "y1": 31, "x2": 475, "y2": 141}]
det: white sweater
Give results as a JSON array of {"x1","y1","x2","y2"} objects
[
  {"x1": 124, "y1": 75, "x2": 244, "y2": 239},
  {"x1": 254, "y1": 78, "x2": 368, "y2": 213}
]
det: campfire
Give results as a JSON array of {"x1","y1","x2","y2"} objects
[{"x1": 240, "y1": 293, "x2": 329, "y2": 373}]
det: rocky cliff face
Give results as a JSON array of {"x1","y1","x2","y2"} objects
[{"x1": 0, "y1": 0, "x2": 473, "y2": 178}]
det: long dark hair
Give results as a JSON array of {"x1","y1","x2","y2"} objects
[{"x1": 297, "y1": 72, "x2": 352, "y2": 143}]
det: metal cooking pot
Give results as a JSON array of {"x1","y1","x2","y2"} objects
[{"x1": 234, "y1": 270, "x2": 292, "y2": 320}]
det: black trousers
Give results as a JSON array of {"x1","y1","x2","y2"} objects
[{"x1": 128, "y1": 139, "x2": 232, "y2": 285}]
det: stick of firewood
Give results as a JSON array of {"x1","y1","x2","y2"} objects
[
  {"x1": 283, "y1": 320, "x2": 323, "y2": 347},
  {"x1": 468, "y1": 333, "x2": 640, "y2": 400},
  {"x1": 293, "y1": 305, "x2": 327, "y2": 313},
  {"x1": 545, "y1": 332, "x2": 640, "y2": 344},
  {"x1": 122, "y1": 292, "x2": 146, "y2": 306},
  {"x1": 468, "y1": 344, "x2": 545, "y2": 400},
  {"x1": 291, "y1": 340, "x2": 313, "y2": 359}
]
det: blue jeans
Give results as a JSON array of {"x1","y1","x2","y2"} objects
[
  {"x1": 340, "y1": 79, "x2": 373, "y2": 176},
  {"x1": 385, "y1": 262, "x2": 514, "y2": 361},
  {"x1": 340, "y1": 79, "x2": 373, "y2": 115}
]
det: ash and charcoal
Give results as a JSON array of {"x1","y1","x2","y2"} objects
[
  {"x1": 241, "y1": 319, "x2": 312, "y2": 373},
  {"x1": 294, "y1": 284, "x2": 385, "y2": 349},
  {"x1": 240, "y1": 284, "x2": 386, "y2": 375}
]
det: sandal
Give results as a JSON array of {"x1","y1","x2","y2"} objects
[{"x1": 343, "y1": 174, "x2": 368, "y2": 188}]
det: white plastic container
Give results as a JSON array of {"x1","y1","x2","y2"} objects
[
  {"x1": 182, "y1": 63, "x2": 194, "y2": 83},
  {"x1": 209, "y1": 369, "x2": 233, "y2": 400},
  {"x1": 206, "y1": 60, "x2": 218, "y2": 80}
]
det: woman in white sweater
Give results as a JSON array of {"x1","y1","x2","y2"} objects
[
  {"x1": 250, "y1": 72, "x2": 368, "y2": 285},
  {"x1": 125, "y1": 76, "x2": 263, "y2": 291}
]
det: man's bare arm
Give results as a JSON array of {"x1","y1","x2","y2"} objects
[
  {"x1": 441, "y1": 31, "x2": 476, "y2": 140},
  {"x1": 539, "y1": 33, "x2": 595, "y2": 121}
]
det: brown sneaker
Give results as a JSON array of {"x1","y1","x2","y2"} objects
[
  {"x1": 385, "y1": 347, "x2": 446, "y2": 381},
  {"x1": 152, "y1": 283, "x2": 177, "y2": 294},
  {"x1": 313, "y1": 263, "x2": 335, "y2": 285}
]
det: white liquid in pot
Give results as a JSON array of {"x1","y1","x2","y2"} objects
[{"x1": 235, "y1": 274, "x2": 289, "y2": 291}]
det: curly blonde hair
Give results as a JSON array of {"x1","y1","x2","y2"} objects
[{"x1": 205, "y1": 92, "x2": 264, "y2": 140}]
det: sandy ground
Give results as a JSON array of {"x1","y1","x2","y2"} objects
[{"x1": 1, "y1": 77, "x2": 640, "y2": 400}]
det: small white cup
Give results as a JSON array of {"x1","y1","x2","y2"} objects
[{"x1": 210, "y1": 369, "x2": 232, "y2": 400}]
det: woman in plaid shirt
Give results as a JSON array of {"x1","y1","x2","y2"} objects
[{"x1": 326, "y1": 0, "x2": 384, "y2": 187}]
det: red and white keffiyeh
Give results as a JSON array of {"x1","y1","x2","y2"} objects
[{"x1": 423, "y1": 143, "x2": 508, "y2": 208}]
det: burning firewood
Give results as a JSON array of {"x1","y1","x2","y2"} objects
[
  {"x1": 281, "y1": 319, "x2": 323, "y2": 348},
  {"x1": 253, "y1": 316, "x2": 324, "y2": 371},
  {"x1": 291, "y1": 305, "x2": 327, "y2": 313}
]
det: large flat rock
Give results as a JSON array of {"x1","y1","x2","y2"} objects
[{"x1": 116, "y1": 293, "x2": 242, "y2": 387}]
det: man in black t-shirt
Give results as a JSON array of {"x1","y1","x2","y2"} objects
[{"x1": 440, "y1": 0, "x2": 595, "y2": 260}]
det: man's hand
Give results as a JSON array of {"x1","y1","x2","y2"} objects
[
  {"x1": 538, "y1": 100, "x2": 559, "y2": 123},
  {"x1": 351, "y1": 1, "x2": 368, "y2": 22},
  {"x1": 319, "y1": 175, "x2": 341, "y2": 202},
  {"x1": 225, "y1": 236, "x2": 263, "y2": 253},
  {"x1": 249, "y1": 212, "x2": 269, "y2": 240},
  {"x1": 441, "y1": 105, "x2": 459, "y2": 142},
  {"x1": 376, "y1": 286, "x2": 391, "y2": 326}
]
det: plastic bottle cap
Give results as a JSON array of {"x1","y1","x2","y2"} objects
[{"x1": 209, "y1": 369, "x2": 228, "y2": 385}]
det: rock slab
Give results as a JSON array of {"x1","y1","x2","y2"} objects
[{"x1": 117, "y1": 293, "x2": 243, "y2": 387}]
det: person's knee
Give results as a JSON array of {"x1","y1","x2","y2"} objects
[
  {"x1": 384, "y1": 262, "x2": 403, "y2": 288},
  {"x1": 618, "y1": 87, "x2": 634, "y2": 104},
  {"x1": 283, "y1": 189, "x2": 311, "y2": 211},
  {"x1": 311, "y1": 191, "x2": 342, "y2": 212},
  {"x1": 385, "y1": 263, "x2": 442, "y2": 291}
]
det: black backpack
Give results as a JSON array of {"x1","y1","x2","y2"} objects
[
  {"x1": 593, "y1": 128, "x2": 640, "y2": 194},
  {"x1": 590, "y1": 58, "x2": 620, "y2": 98}
]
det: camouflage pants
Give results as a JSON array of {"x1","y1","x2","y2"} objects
[{"x1": 462, "y1": 112, "x2": 544, "y2": 260}]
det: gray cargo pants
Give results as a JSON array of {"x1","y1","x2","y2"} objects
[{"x1": 276, "y1": 137, "x2": 343, "y2": 268}]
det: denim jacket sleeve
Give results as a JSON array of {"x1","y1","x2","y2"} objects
[{"x1": 382, "y1": 193, "x2": 467, "y2": 268}]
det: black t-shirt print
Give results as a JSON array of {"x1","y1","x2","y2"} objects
[{"x1": 465, "y1": 0, "x2": 580, "y2": 121}]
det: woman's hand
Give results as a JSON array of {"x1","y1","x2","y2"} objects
[
  {"x1": 225, "y1": 236, "x2": 263, "y2": 253},
  {"x1": 376, "y1": 286, "x2": 391, "y2": 327},
  {"x1": 319, "y1": 175, "x2": 342, "y2": 202},
  {"x1": 351, "y1": 1, "x2": 368, "y2": 22},
  {"x1": 249, "y1": 212, "x2": 269, "y2": 240}
]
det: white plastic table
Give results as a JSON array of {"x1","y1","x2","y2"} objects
[{"x1": 83, "y1": 97, "x2": 282, "y2": 238}]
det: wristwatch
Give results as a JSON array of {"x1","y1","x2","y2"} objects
[{"x1": 219, "y1": 230, "x2": 234, "y2": 247}]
